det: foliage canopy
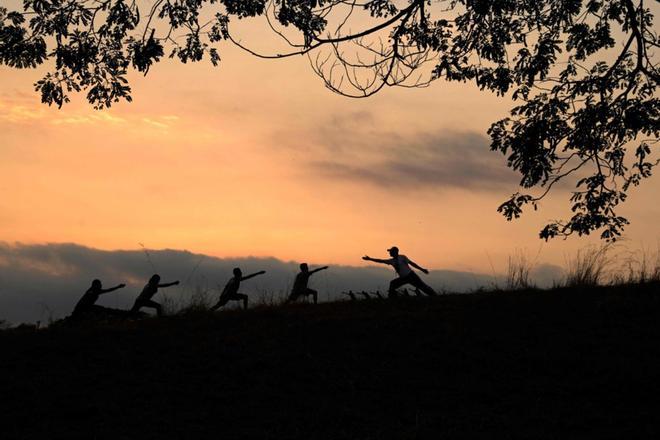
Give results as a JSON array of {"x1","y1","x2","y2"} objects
[{"x1": 1, "y1": 0, "x2": 658, "y2": 240}]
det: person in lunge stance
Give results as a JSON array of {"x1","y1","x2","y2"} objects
[
  {"x1": 212, "y1": 268, "x2": 266, "y2": 311},
  {"x1": 287, "y1": 263, "x2": 328, "y2": 304},
  {"x1": 72, "y1": 279, "x2": 126, "y2": 319},
  {"x1": 362, "y1": 246, "x2": 436, "y2": 298},
  {"x1": 131, "y1": 274, "x2": 179, "y2": 317}
]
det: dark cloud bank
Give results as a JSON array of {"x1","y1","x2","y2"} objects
[
  {"x1": 307, "y1": 116, "x2": 521, "y2": 192},
  {"x1": 0, "y1": 243, "x2": 562, "y2": 324}
]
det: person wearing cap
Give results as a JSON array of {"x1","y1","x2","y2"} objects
[
  {"x1": 72, "y1": 279, "x2": 126, "y2": 319},
  {"x1": 362, "y1": 246, "x2": 437, "y2": 297},
  {"x1": 212, "y1": 267, "x2": 266, "y2": 311},
  {"x1": 287, "y1": 263, "x2": 329, "y2": 304}
]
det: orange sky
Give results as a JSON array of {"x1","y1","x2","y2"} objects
[{"x1": 1, "y1": 6, "x2": 658, "y2": 274}]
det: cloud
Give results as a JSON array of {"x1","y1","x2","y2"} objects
[
  {"x1": 0, "y1": 242, "x2": 505, "y2": 324},
  {"x1": 0, "y1": 103, "x2": 46, "y2": 123},
  {"x1": 142, "y1": 117, "x2": 170, "y2": 129},
  {"x1": 50, "y1": 113, "x2": 127, "y2": 125},
  {"x1": 0, "y1": 92, "x2": 173, "y2": 130},
  {"x1": 310, "y1": 130, "x2": 520, "y2": 192},
  {"x1": 315, "y1": 111, "x2": 380, "y2": 152},
  {"x1": 270, "y1": 110, "x2": 519, "y2": 192},
  {"x1": 531, "y1": 264, "x2": 565, "y2": 288}
]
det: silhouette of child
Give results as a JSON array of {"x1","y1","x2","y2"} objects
[
  {"x1": 287, "y1": 263, "x2": 328, "y2": 304},
  {"x1": 212, "y1": 268, "x2": 265, "y2": 311},
  {"x1": 131, "y1": 274, "x2": 179, "y2": 317},
  {"x1": 72, "y1": 279, "x2": 126, "y2": 318}
]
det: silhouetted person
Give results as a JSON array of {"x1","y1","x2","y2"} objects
[
  {"x1": 131, "y1": 274, "x2": 179, "y2": 317},
  {"x1": 363, "y1": 246, "x2": 437, "y2": 298},
  {"x1": 287, "y1": 263, "x2": 328, "y2": 304},
  {"x1": 72, "y1": 279, "x2": 126, "y2": 319},
  {"x1": 212, "y1": 268, "x2": 266, "y2": 310}
]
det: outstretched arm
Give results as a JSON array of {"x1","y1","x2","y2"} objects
[
  {"x1": 362, "y1": 256, "x2": 391, "y2": 265},
  {"x1": 241, "y1": 270, "x2": 266, "y2": 281},
  {"x1": 408, "y1": 260, "x2": 429, "y2": 274},
  {"x1": 100, "y1": 283, "x2": 126, "y2": 294},
  {"x1": 159, "y1": 281, "x2": 180, "y2": 288},
  {"x1": 310, "y1": 266, "x2": 329, "y2": 275}
]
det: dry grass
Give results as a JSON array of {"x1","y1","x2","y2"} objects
[
  {"x1": 254, "y1": 288, "x2": 289, "y2": 307},
  {"x1": 500, "y1": 244, "x2": 659, "y2": 290},
  {"x1": 504, "y1": 251, "x2": 536, "y2": 290},
  {"x1": 563, "y1": 244, "x2": 614, "y2": 287},
  {"x1": 610, "y1": 245, "x2": 660, "y2": 285},
  {"x1": 160, "y1": 282, "x2": 215, "y2": 315}
]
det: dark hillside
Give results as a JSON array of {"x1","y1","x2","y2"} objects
[{"x1": 2, "y1": 283, "x2": 659, "y2": 439}]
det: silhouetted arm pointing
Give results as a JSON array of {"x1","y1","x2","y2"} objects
[
  {"x1": 408, "y1": 260, "x2": 429, "y2": 274},
  {"x1": 241, "y1": 271, "x2": 266, "y2": 281},
  {"x1": 310, "y1": 266, "x2": 329, "y2": 275},
  {"x1": 159, "y1": 281, "x2": 180, "y2": 288},
  {"x1": 362, "y1": 256, "x2": 390, "y2": 265},
  {"x1": 100, "y1": 283, "x2": 126, "y2": 294}
]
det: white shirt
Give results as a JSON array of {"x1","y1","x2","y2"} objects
[{"x1": 389, "y1": 255, "x2": 412, "y2": 276}]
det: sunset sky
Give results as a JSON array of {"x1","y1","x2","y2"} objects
[{"x1": 1, "y1": 8, "x2": 658, "y2": 276}]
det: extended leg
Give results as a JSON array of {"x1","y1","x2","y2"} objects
[
  {"x1": 286, "y1": 291, "x2": 301, "y2": 304},
  {"x1": 236, "y1": 293, "x2": 248, "y2": 310},
  {"x1": 90, "y1": 305, "x2": 116, "y2": 317},
  {"x1": 306, "y1": 288, "x2": 318, "y2": 304},
  {"x1": 144, "y1": 299, "x2": 164, "y2": 317},
  {"x1": 410, "y1": 274, "x2": 437, "y2": 296},
  {"x1": 388, "y1": 276, "x2": 409, "y2": 298},
  {"x1": 211, "y1": 295, "x2": 230, "y2": 311}
]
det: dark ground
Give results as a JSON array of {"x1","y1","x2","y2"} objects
[{"x1": 1, "y1": 283, "x2": 659, "y2": 439}]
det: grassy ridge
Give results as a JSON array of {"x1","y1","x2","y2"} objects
[{"x1": 1, "y1": 282, "x2": 660, "y2": 439}]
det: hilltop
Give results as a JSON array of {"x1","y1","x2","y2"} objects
[{"x1": 1, "y1": 282, "x2": 659, "y2": 439}]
